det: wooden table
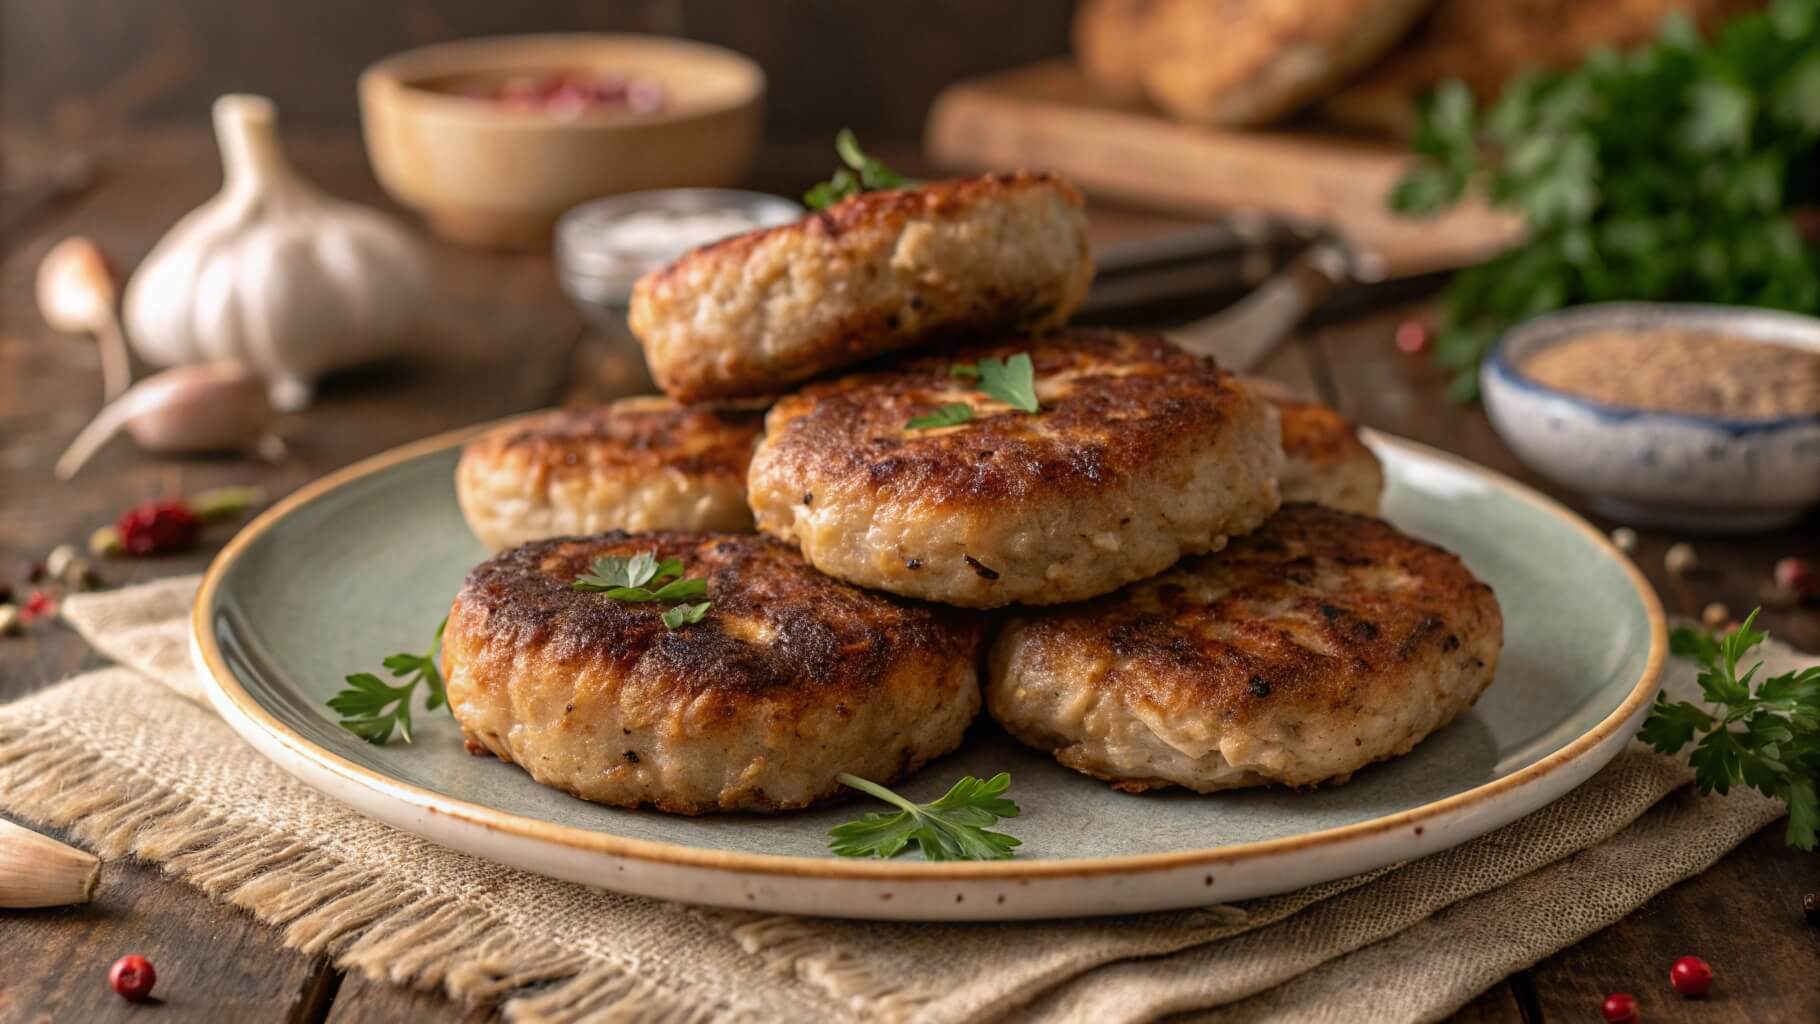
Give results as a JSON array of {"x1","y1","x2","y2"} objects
[{"x1": 2, "y1": 130, "x2": 1815, "y2": 1023}]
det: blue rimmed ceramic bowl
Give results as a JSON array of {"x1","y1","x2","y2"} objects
[{"x1": 1482, "y1": 303, "x2": 1820, "y2": 532}]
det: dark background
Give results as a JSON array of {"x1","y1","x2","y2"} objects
[{"x1": 1, "y1": 0, "x2": 1075, "y2": 146}]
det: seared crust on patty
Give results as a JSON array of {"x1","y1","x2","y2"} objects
[
  {"x1": 443, "y1": 533, "x2": 985, "y2": 814},
  {"x1": 455, "y1": 399, "x2": 764, "y2": 550},
  {"x1": 988, "y1": 503, "x2": 1502, "y2": 792},
  {"x1": 1271, "y1": 396, "x2": 1385, "y2": 516},
  {"x1": 628, "y1": 171, "x2": 1093, "y2": 402},
  {"x1": 748, "y1": 330, "x2": 1283, "y2": 607}
]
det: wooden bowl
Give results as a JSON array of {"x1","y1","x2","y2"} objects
[{"x1": 359, "y1": 34, "x2": 764, "y2": 248}]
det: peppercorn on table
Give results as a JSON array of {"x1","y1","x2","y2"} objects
[{"x1": 1, "y1": 130, "x2": 1816, "y2": 1023}]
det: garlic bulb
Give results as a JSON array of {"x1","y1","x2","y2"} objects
[{"x1": 124, "y1": 94, "x2": 428, "y2": 411}]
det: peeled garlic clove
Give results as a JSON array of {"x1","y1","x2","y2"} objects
[
  {"x1": 55, "y1": 362, "x2": 276, "y2": 479},
  {"x1": 36, "y1": 236, "x2": 132, "y2": 401},
  {"x1": 0, "y1": 818, "x2": 101, "y2": 908},
  {"x1": 35, "y1": 236, "x2": 114, "y2": 335},
  {"x1": 123, "y1": 370, "x2": 274, "y2": 454}
]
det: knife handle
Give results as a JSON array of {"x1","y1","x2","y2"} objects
[{"x1": 1168, "y1": 235, "x2": 1353, "y2": 373}]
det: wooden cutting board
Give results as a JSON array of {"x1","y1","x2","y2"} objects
[{"x1": 925, "y1": 60, "x2": 1521, "y2": 279}]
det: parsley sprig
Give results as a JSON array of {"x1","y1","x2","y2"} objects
[
  {"x1": 1390, "y1": 0, "x2": 1820, "y2": 400},
  {"x1": 905, "y1": 403, "x2": 975, "y2": 430},
  {"x1": 905, "y1": 353, "x2": 1041, "y2": 430},
  {"x1": 328, "y1": 618, "x2": 449, "y2": 745},
  {"x1": 804, "y1": 130, "x2": 920, "y2": 210},
  {"x1": 953, "y1": 354, "x2": 1041, "y2": 412},
  {"x1": 828, "y1": 772, "x2": 1021, "y2": 861},
  {"x1": 573, "y1": 550, "x2": 711, "y2": 629},
  {"x1": 1641, "y1": 608, "x2": 1820, "y2": 850}
]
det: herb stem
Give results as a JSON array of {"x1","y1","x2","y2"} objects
[{"x1": 836, "y1": 772, "x2": 922, "y2": 815}]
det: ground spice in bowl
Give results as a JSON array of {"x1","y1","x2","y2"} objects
[{"x1": 1520, "y1": 329, "x2": 1820, "y2": 419}]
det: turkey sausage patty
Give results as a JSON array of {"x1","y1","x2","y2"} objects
[
  {"x1": 987, "y1": 503, "x2": 1502, "y2": 792},
  {"x1": 748, "y1": 330, "x2": 1283, "y2": 608},
  {"x1": 1270, "y1": 395, "x2": 1385, "y2": 516},
  {"x1": 628, "y1": 171, "x2": 1092, "y2": 402},
  {"x1": 454, "y1": 399, "x2": 764, "y2": 551},
  {"x1": 443, "y1": 533, "x2": 985, "y2": 814}
]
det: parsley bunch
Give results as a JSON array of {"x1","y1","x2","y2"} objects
[
  {"x1": 804, "y1": 130, "x2": 920, "y2": 210},
  {"x1": 574, "y1": 550, "x2": 711, "y2": 629},
  {"x1": 329, "y1": 618, "x2": 449, "y2": 744},
  {"x1": 1641, "y1": 609, "x2": 1820, "y2": 850},
  {"x1": 829, "y1": 772, "x2": 1021, "y2": 861},
  {"x1": 1391, "y1": 0, "x2": 1820, "y2": 400}
]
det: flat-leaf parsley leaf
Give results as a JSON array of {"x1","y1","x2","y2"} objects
[
  {"x1": 1641, "y1": 608, "x2": 1820, "y2": 850},
  {"x1": 661, "y1": 601, "x2": 713, "y2": 629},
  {"x1": 905, "y1": 403, "x2": 974, "y2": 430},
  {"x1": 328, "y1": 617, "x2": 448, "y2": 744},
  {"x1": 908, "y1": 353, "x2": 1043, "y2": 428},
  {"x1": 829, "y1": 772, "x2": 1021, "y2": 861},
  {"x1": 952, "y1": 353, "x2": 1040, "y2": 412},
  {"x1": 804, "y1": 129, "x2": 919, "y2": 209},
  {"x1": 574, "y1": 549, "x2": 712, "y2": 629},
  {"x1": 573, "y1": 551, "x2": 682, "y2": 592}
]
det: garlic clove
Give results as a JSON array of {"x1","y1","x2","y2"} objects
[
  {"x1": 55, "y1": 362, "x2": 276, "y2": 479},
  {"x1": 0, "y1": 817, "x2": 101, "y2": 909},
  {"x1": 123, "y1": 372, "x2": 274, "y2": 453},
  {"x1": 36, "y1": 236, "x2": 132, "y2": 401},
  {"x1": 36, "y1": 237, "x2": 113, "y2": 334}
]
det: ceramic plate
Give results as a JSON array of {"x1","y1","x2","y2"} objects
[{"x1": 193, "y1": 425, "x2": 1665, "y2": 921}]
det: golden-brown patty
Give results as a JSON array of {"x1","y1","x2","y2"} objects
[
  {"x1": 1270, "y1": 395, "x2": 1385, "y2": 516},
  {"x1": 748, "y1": 330, "x2": 1283, "y2": 608},
  {"x1": 628, "y1": 171, "x2": 1093, "y2": 402},
  {"x1": 454, "y1": 398, "x2": 764, "y2": 550},
  {"x1": 988, "y1": 503, "x2": 1502, "y2": 792},
  {"x1": 443, "y1": 532, "x2": 985, "y2": 814}
]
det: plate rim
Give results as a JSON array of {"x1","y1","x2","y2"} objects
[{"x1": 191, "y1": 420, "x2": 1667, "y2": 883}]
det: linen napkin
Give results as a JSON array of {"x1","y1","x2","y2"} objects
[{"x1": 0, "y1": 576, "x2": 1795, "y2": 1024}]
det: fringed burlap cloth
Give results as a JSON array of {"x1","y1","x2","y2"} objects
[{"x1": 0, "y1": 576, "x2": 1798, "y2": 1023}]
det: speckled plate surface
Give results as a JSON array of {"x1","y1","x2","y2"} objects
[{"x1": 193, "y1": 425, "x2": 1665, "y2": 921}]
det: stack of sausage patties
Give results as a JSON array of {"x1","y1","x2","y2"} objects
[{"x1": 444, "y1": 171, "x2": 1502, "y2": 815}]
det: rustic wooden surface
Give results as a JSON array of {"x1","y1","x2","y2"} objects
[{"x1": 1, "y1": 130, "x2": 1816, "y2": 1023}]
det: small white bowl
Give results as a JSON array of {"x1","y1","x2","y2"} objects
[
  {"x1": 1481, "y1": 303, "x2": 1820, "y2": 532},
  {"x1": 555, "y1": 188, "x2": 803, "y2": 316}
]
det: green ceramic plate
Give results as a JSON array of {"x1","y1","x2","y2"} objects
[{"x1": 193, "y1": 426, "x2": 1665, "y2": 921}]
